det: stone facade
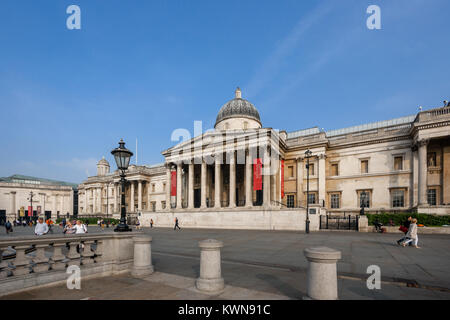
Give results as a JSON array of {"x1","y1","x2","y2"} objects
[{"x1": 79, "y1": 89, "x2": 450, "y2": 229}]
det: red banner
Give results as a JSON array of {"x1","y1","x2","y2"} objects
[
  {"x1": 281, "y1": 159, "x2": 285, "y2": 199},
  {"x1": 170, "y1": 171, "x2": 177, "y2": 196},
  {"x1": 28, "y1": 206, "x2": 33, "y2": 217},
  {"x1": 253, "y1": 158, "x2": 262, "y2": 191}
]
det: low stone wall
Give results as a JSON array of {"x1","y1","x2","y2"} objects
[
  {"x1": 0, "y1": 232, "x2": 140, "y2": 296},
  {"x1": 141, "y1": 209, "x2": 321, "y2": 231},
  {"x1": 381, "y1": 226, "x2": 450, "y2": 234}
]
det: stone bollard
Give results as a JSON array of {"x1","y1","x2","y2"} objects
[
  {"x1": 358, "y1": 215, "x2": 369, "y2": 232},
  {"x1": 131, "y1": 235, "x2": 154, "y2": 277},
  {"x1": 195, "y1": 239, "x2": 225, "y2": 294},
  {"x1": 304, "y1": 247, "x2": 341, "y2": 300}
]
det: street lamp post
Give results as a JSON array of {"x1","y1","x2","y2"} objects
[
  {"x1": 304, "y1": 150, "x2": 312, "y2": 234},
  {"x1": 27, "y1": 191, "x2": 35, "y2": 223},
  {"x1": 111, "y1": 139, "x2": 133, "y2": 232}
]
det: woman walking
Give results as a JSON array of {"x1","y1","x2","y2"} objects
[{"x1": 402, "y1": 218, "x2": 420, "y2": 248}]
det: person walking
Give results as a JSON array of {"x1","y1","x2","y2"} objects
[
  {"x1": 5, "y1": 220, "x2": 13, "y2": 234},
  {"x1": 402, "y1": 218, "x2": 420, "y2": 248},
  {"x1": 397, "y1": 216, "x2": 412, "y2": 245},
  {"x1": 136, "y1": 218, "x2": 141, "y2": 230},
  {"x1": 35, "y1": 217, "x2": 49, "y2": 236},
  {"x1": 174, "y1": 217, "x2": 181, "y2": 230},
  {"x1": 150, "y1": 219, "x2": 153, "y2": 228}
]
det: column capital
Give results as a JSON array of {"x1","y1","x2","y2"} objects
[
  {"x1": 417, "y1": 139, "x2": 429, "y2": 147},
  {"x1": 319, "y1": 153, "x2": 327, "y2": 160}
]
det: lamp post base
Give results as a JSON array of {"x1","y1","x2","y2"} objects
[
  {"x1": 114, "y1": 223, "x2": 132, "y2": 232},
  {"x1": 306, "y1": 219, "x2": 310, "y2": 234}
]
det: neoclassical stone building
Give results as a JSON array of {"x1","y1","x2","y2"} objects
[
  {"x1": 78, "y1": 88, "x2": 450, "y2": 230},
  {"x1": 0, "y1": 174, "x2": 77, "y2": 223}
]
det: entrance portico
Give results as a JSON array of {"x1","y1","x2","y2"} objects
[{"x1": 164, "y1": 136, "x2": 283, "y2": 212}]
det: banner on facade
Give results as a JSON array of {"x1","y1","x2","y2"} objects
[
  {"x1": 37, "y1": 206, "x2": 41, "y2": 216},
  {"x1": 171, "y1": 171, "x2": 177, "y2": 196},
  {"x1": 19, "y1": 207, "x2": 25, "y2": 217},
  {"x1": 281, "y1": 159, "x2": 285, "y2": 199},
  {"x1": 253, "y1": 158, "x2": 262, "y2": 191},
  {"x1": 28, "y1": 206, "x2": 33, "y2": 217}
]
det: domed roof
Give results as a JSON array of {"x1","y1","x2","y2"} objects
[
  {"x1": 215, "y1": 88, "x2": 261, "y2": 127},
  {"x1": 98, "y1": 156, "x2": 109, "y2": 166}
]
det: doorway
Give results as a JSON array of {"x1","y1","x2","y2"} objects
[{"x1": 194, "y1": 189, "x2": 201, "y2": 208}]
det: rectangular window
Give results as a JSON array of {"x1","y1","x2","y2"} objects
[
  {"x1": 394, "y1": 156, "x2": 403, "y2": 171},
  {"x1": 427, "y1": 153, "x2": 437, "y2": 167},
  {"x1": 307, "y1": 193, "x2": 316, "y2": 204},
  {"x1": 392, "y1": 189, "x2": 405, "y2": 208},
  {"x1": 361, "y1": 160, "x2": 368, "y2": 174},
  {"x1": 330, "y1": 193, "x2": 340, "y2": 209},
  {"x1": 359, "y1": 191, "x2": 371, "y2": 208},
  {"x1": 288, "y1": 166, "x2": 294, "y2": 178},
  {"x1": 331, "y1": 163, "x2": 339, "y2": 176},
  {"x1": 427, "y1": 189, "x2": 437, "y2": 206},
  {"x1": 151, "y1": 202, "x2": 156, "y2": 212},
  {"x1": 287, "y1": 195, "x2": 295, "y2": 208},
  {"x1": 162, "y1": 201, "x2": 166, "y2": 209}
]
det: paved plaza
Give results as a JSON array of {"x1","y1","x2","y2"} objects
[{"x1": 1, "y1": 226, "x2": 450, "y2": 300}]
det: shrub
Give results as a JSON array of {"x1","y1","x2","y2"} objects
[{"x1": 367, "y1": 213, "x2": 450, "y2": 227}]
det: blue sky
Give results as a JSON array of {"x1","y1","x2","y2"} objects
[{"x1": 1, "y1": 0, "x2": 449, "y2": 183}]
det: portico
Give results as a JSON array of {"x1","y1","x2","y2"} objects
[{"x1": 164, "y1": 138, "x2": 283, "y2": 211}]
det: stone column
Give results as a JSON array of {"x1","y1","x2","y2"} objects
[
  {"x1": 412, "y1": 147, "x2": 419, "y2": 207},
  {"x1": 229, "y1": 152, "x2": 236, "y2": 208},
  {"x1": 245, "y1": 150, "x2": 252, "y2": 207},
  {"x1": 214, "y1": 157, "x2": 221, "y2": 209},
  {"x1": 188, "y1": 162, "x2": 194, "y2": 209},
  {"x1": 297, "y1": 158, "x2": 304, "y2": 207},
  {"x1": 165, "y1": 165, "x2": 171, "y2": 210},
  {"x1": 201, "y1": 160, "x2": 207, "y2": 208},
  {"x1": 130, "y1": 181, "x2": 135, "y2": 212},
  {"x1": 195, "y1": 239, "x2": 225, "y2": 294},
  {"x1": 92, "y1": 189, "x2": 95, "y2": 213},
  {"x1": 98, "y1": 187, "x2": 103, "y2": 213},
  {"x1": 131, "y1": 235, "x2": 154, "y2": 277},
  {"x1": 61, "y1": 194, "x2": 65, "y2": 215},
  {"x1": 318, "y1": 154, "x2": 326, "y2": 207},
  {"x1": 177, "y1": 163, "x2": 182, "y2": 209},
  {"x1": 263, "y1": 148, "x2": 271, "y2": 208},
  {"x1": 418, "y1": 139, "x2": 428, "y2": 206},
  {"x1": 114, "y1": 184, "x2": 118, "y2": 213},
  {"x1": 304, "y1": 247, "x2": 341, "y2": 300},
  {"x1": 10, "y1": 191, "x2": 16, "y2": 216},
  {"x1": 271, "y1": 162, "x2": 277, "y2": 205},
  {"x1": 138, "y1": 180, "x2": 142, "y2": 212},
  {"x1": 53, "y1": 195, "x2": 57, "y2": 216},
  {"x1": 84, "y1": 189, "x2": 88, "y2": 213}
]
